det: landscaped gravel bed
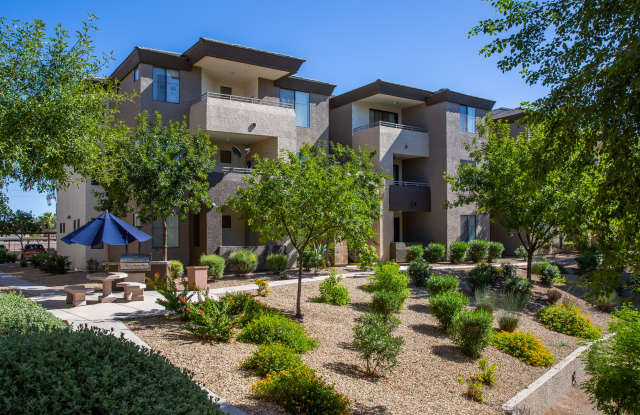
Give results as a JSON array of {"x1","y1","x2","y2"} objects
[{"x1": 127, "y1": 268, "x2": 609, "y2": 415}]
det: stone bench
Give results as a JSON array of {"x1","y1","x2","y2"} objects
[
  {"x1": 116, "y1": 282, "x2": 146, "y2": 302},
  {"x1": 64, "y1": 285, "x2": 87, "y2": 307}
]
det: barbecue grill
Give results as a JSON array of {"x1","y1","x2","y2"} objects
[{"x1": 119, "y1": 254, "x2": 150, "y2": 283}]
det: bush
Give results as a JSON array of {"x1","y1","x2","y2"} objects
[
  {"x1": 86, "y1": 258, "x2": 100, "y2": 272},
  {"x1": 252, "y1": 365, "x2": 350, "y2": 415},
  {"x1": 450, "y1": 241, "x2": 468, "y2": 263},
  {"x1": 266, "y1": 253, "x2": 288, "y2": 274},
  {"x1": 6, "y1": 252, "x2": 17, "y2": 263},
  {"x1": 488, "y1": 242, "x2": 504, "y2": 262},
  {"x1": 225, "y1": 293, "x2": 280, "y2": 328},
  {"x1": 536, "y1": 304, "x2": 601, "y2": 340},
  {"x1": 532, "y1": 261, "x2": 562, "y2": 287},
  {"x1": 547, "y1": 289, "x2": 563, "y2": 304},
  {"x1": 505, "y1": 275, "x2": 532, "y2": 298},
  {"x1": 498, "y1": 312, "x2": 519, "y2": 332},
  {"x1": 367, "y1": 263, "x2": 410, "y2": 307},
  {"x1": 39, "y1": 253, "x2": 70, "y2": 274},
  {"x1": 468, "y1": 239, "x2": 490, "y2": 263},
  {"x1": 426, "y1": 273, "x2": 459, "y2": 295},
  {"x1": 183, "y1": 296, "x2": 234, "y2": 342},
  {"x1": 30, "y1": 251, "x2": 49, "y2": 268},
  {"x1": 19, "y1": 258, "x2": 27, "y2": 267},
  {"x1": 0, "y1": 248, "x2": 6, "y2": 263},
  {"x1": 424, "y1": 242, "x2": 446, "y2": 263},
  {"x1": 371, "y1": 290, "x2": 404, "y2": 315},
  {"x1": 0, "y1": 291, "x2": 67, "y2": 335},
  {"x1": 458, "y1": 376, "x2": 485, "y2": 403},
  {"x1": 228, "y1": 249, "x2": 258, "y2": 274},
  {"x1": 405, "y1": 244, "x2": 424, "y2": 263},
  {"x1": 358, "y1": 244, "x2": 377, "y2": 270},
  {"x1": 576, "y1": 248, "x2": 602, "y2": 275},
  {"x1": 430, "y1": 291, "x2": 469, "y2": 330},
  {"x1": 492, "y1": 330, "x2": 555, "y2": 367},
  {"x1": 302, "y1": 245, "x2": 326, "y2": 271},
  {"x1": 475, "y1": 358, "x2": 498, "y2": 386},
  {"x1": 449, "y1": 309, "x2": 494, "y2": 358},
  {"x1": 0, "y1": 327, "x2": 223, "y2": 414},
  {"x1": 474, "y1": 287, "x2": 495, "y2": 314},
  {"x1": 501, "y1": 263, "x2": 518, "y2": 279},
  {"x1": 238, "y1": 314, "x2": 318, "y2": 353},
  {"x1": 255, "y1": 278, "x2": 271, "y2": 297},
  {"x1": 514, "y1": 245, "x2": 527, "y2": 259},
  {"x1": 469, "y1": 263, "x2": 501, "y2": 290},
  {"x1": 241, "y1": 343, "x2": 303, "y2": 376},
  {"x1": 408, "y1": 258, "x2": 431, "y2": 287},
  {"x1": 317, "y1": 269, "x2": 350, "y2": 306},
  {"x1": 352, "y1": 313, "x2": 404, "y2": 376},
  {"x1": 591, "y1": 291, "x2": 618, "y2": 312},
  {"x1": 169, "y1": 260, "x2": 184, "y2": 279},
  {"x1": 500, "y1": 289, "x2": 530, "y2": 313},
  {"x1": 200, "y1": 254, "x2": 225, "y2": 279},
  {"x1": 147, "y1": 274, "x2": 194, "y2": 319}
]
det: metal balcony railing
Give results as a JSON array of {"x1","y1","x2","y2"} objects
[
  {"x1": 390, "y1": 180, "x2": 429, "y2": 187},
  {"x1": 353, "y1": 121, "x2": 427, "y2": 133},
  {"x1": 222, "y1": 166, "x2": 253, "y2": 174},
  {"x1": 200, "y1": 92, "x2": 293, "y2": 109}
]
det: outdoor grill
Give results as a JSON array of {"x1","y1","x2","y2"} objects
[{"x1": 119, "y1": 254, "x2": 150, "y2": 283}]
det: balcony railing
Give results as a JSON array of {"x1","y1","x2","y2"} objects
[
  {"x1": 200, "y1": 92, "x2": 293, "y2": 109},
  {"x1": 222, "y1": 166, "x2": 253, "y2": 174},
  {"x1": 353, "y1": 121, "x2": 426, "y2": 133},
  {"x1": 390, "y1": 180, "x2": 429, "y2": 187}
]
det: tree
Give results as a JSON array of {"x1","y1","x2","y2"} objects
[
  {"x1": 470, "y1": 1, "x2": 640, "y2": 290},
  {"x1": 38, "y1": 213, "x2": 56, "y2": 230},
  {"x1": 0, "y1": 15, "x2": 128, "y2": 193},
  {"x1": 94, "y1": 111, "x2": 216, "y2": 261},
  {"x1": 445, "y1": 118, "x2": 570, "y2": 280},
  {"x1": 5, "y1": 210, "x2": 41, "y2": 251},
  {"x1": 226, "y1": 143, "x2": 386, "y2": 317}
]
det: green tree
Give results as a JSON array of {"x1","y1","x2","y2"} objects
[
  {"x1": 445, "y1": 118, "x2": 569, "y2": 280},
  {"x1": 94, "y1": 111, "x2": 216, "y2": 261},
  {"x1": 5, "y1": 210, "x2": 41, "y2": 250},
  {"x1": 38, "y1": 213, "x2": 56, "y2": 230},
  {"x1": 226, "y1": 143, "x2": 385, "y2": 317},
  {"x1": 471, "y1": 0, "x2": 640, "y2": 290}
]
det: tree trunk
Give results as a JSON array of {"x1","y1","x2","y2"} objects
[
  {"x1": 296, "y1": 257, "x2": 303, "y2": 318},
  {"x1": 526, "y1": 249, "x2": 533, "y2": 281},
  {"x1": 162, "y1": 218, "x2": 168, "y2": 261}
]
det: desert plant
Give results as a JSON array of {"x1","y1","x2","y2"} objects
[
  {"x1": 474, "y1": 287, "x2": 496, "y2": 314},
  {"x1": 241, "y1": 343, "x2": 303, "y2": 376},
  {"x1": 533, "y1": 261, "x2": 562, "y2": 287},
  {"x1": 371, "y1": 290, "x2": 404, "y2": 315},
  {"x1": 514, "y1": 245, "x2": 527, "y2": 259},
  {"x1": 492, "y1": 330, "x2": 555, "y2": 367},
  {"x1": 39, "y1": 253, "x2": 70, "y2": 274},
  {"x1": 30, "y1": 251, "x2": 49, "y2": 268},
  {"x1": 266, "y1": 253, "x2": 288, "y2": 274},
  {"x1": 183, "y1": 296, "x2": 234, "y2": 342},
  {"x1": 0, "y1": 248, "x2": 6, "y2": 263},
  {"x1": 408, "y1": 258, "x2": 431, "y2": 287},
  {"x1": 352, "y1": 313, "x2": 404, "y2": 376},
  {"x1": 501, "y1": 263, "x2": 518, "y2": 279},
  {"x1": 238, "y1": 314, "x2": 318, "y2": 353},
  {"x1": 499, "y1": 289, "x2": 530, "y2": 313},
  {"x1": 504, "y1": 275, "x2": 532, "y2": 299},
  {"x1": 487, "y1": 241, "x2": 505, "y2": 262},
  {"x1": 457, "y1": 376, "x2": 485, "y2": 403},
  {"x1": 450, "y1": 241, "x2": 469, "y2": 263},
  {"x1": 86, "y1": 258, "x2": 100, "y2": 272},
  {"x1": 591, "y1": 291, "x2": 618, "y2": 312},
  {"x1": 6, "y1": 252, "x2": 17, "y2": 263},
  {"x1": 547, "y1": 289, "x2": 563, "y2": 304},
  {"x1": 469, "y1": 263, "x2": 501, "y2": 290},
  {"x1": 19, "y1": 258, "x2": 27, "y2": 267},
  {"x1": 228, "y1": 249, "x2": 258, "y2": 274},
  {"x1": 169, "y1": 260, "x2": 184, "y2": 279},
  {"x1": 147, "y1": 274, "x2": 194, "y2": 319},
  {"x1": 475, "y1": 358, "x2": 498, "y2": 386},
  {"x1": 200, "y1": 253, "x2": 225, "y2": 279},
  {"x1": 497, "y1": 312, "x2": 519, "y2": 332},
  {"x1": 405, "y1": 244, "x2": 424, "y2": 263},
  {"x1": 317, "y1": 269, "x2": 350, "y2": 306},
  {"x1": 0, "y1": 291, "x2": 67, "y2": 335},
  {"x1": 302, "y1": 244, "x2": 327, "y2": 271},
  {"x1": 255, "y1": 278, "x2": 271, "y2": 297},
  {"x1": 426, "y1": 273, "x2": 459, "y2": 295},
  {"x1": 424, "y1": 242, "x2": 446, "y2": 263},
  {"x1": 450, "y1": 309, "x2": 494, "y2": 358},
  {"x1": 575, "y1": 247, "x2": 602, "y2": 275},
  {"x1": 468, "y1": 239, "x2": 490, "y2": 263},
  {"x1": 358, "y1": 244, "x2": 377, "y2": 270},
  {"x1": 536, "y1": 304, "x2": 601, "y2": 340},
  {"x1": 367, "y1": 263, "x2": 410, "y2": 307},
  {"x1": 430, "y1": 291, "x2": 469, "y2": 330}
]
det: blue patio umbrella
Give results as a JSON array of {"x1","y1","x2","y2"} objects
[{"x1": 61, "y1": 212, "x2": 151, "y2": 250}]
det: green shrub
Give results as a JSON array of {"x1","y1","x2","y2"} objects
[
  {"x1": 371, "y1": 290, "x2": 404, "y2": 314},
  {"x1": 19, "y1": 258, "x2": 27, "y2": 267},
  {"x1": 30, "y1": 251, "x2": 49, "y2": 268},
  {"x1": 0, "y1": 291, "x2": 67, "y2": 335},
  {"x1": 147, "y1": 275, "x2": 194, "y2": 319},
  {"x1": 225, "y1": 293, "x2": 280, "y2": 327},
  {"x1": 426, "y1": 274, "x2": 459, "y2": 295},
  {"x1": 475, "y1": 358, "x2": 498, "y2": 386},
  {"x1": 576, "y1": 248, "x2": 602, "y2": 275},
  {"x1": 514, "y1": 245, "x2": 527, "y2": 259},
  {"x1": 0, "y1": 327, "x2": 223, "y2": 414},
  {"x1": 317, "y1": 269, "x2": 350, "y2": 306},
  {"x1": 358, "y1": 244, "x2": 377, "y2": 270},
  {"x1": 302, "y1": 244, "x2": 327, "y2": 271},
  {"x1": 183, "y1": 296, "x2": 234, "y2": 342},
  {"x1": 238, "y1": 314, "x2": 318, "y2": 352},
  {"x1": 536, "y1": 262, "x2": 561, "y2": 287},
  {"x1": 591, "y1": 291, "x2": 618, "y2": 312},
  {"x1": 504, "y1": 275, "x2": 532, "y2": 299},
  {"x1": 200, "y1": 254, "x2": 225, "y2": 279},
  {"x1": 468, "y1": 239, "x2": 490, "y2": 263},
  {"x1": 498, "y1": 312, "x2": 519, "y2": 332},
  {"x1": 449, "y1": 309, "x2": 494, "y2": 358},
  {"x1": 266, "y1": 253, "x2": 288, "y2": 274},
  {"x1": 424, "y1": 242, "x2": 446, "y2": 263},
  {"x1": 241, "y1": 343, "x2": 303, "y2": 376},
  {"x1": 450, "y1": 241, "x2": 468, "y2": 263},
  {"x1": 536, "y1": 304, "x2": 601, "y2": 340},
  {"x1": 487, "y1": 242, "x2": 504, "y2": 262},
  {"x1": 500, "y1": 288, "x2": 530, "y2": 313},
  {"x1": 501, "y1": 263, "x2": 518, "y2": 279},
  {"x1": 430, "y1": 291, "x2": 469, "y2": 330},
  {"x1": 40, "y1": 253, "x2": 70, "y2": 274},
  {"x1": 493, "y1": 330, "x2": 555, "y2": 367},
  {"x1": 169, "y1": 260, "x2": 184, "y2": 279},
  {"x1": 405, "y1": 244, "x2": 424, "y2": 262},
  {"x1": 468, "y1": 263, "x2": 501, "y2": 290},
  {"x1": 228, "y1": 249, "x2": 258, "y2": 274},
  {"x1": 6, "y1": 252, "x2": 17, "y2": 263},
  {"x1": 252, "y1": 365, "x2": 350, "y2": 415},
  {"x1": 0, "y1": 248, "x2": 6, "y2": 263},
  {"x1": 408, "y1": 258, "x2": 431, "y2": 287},
  {"x1": 474, "y1": 287, "x2": 495, "y2": 314},
  {"x1": 368, "y1": 263, "x2": 410, "y2": 294},
  {"x1": 547, "y1": 289, "x2": 563, "y2": 304},
  {"x1": 352, "y1": 313, "x2": 404, "y2": 375}
]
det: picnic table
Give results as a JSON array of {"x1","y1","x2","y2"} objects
[{"x1": 86, "y1": 272, "x2": 128, "y2": 303}]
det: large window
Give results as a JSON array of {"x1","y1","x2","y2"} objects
[
  {"x1": 152, "y1": 67, "x2": 180, "y2": 103},
  {"x1": 280, "y1": 89, "x2": 310, "y2": 127},
  {"x1": 460, "y1": 105, "x2": 476, "y2": 133},
  {"x1": 460, "y1": 215, "x2": 477, "y2": 242},
  {"x1": 369, "y1": 109, "x2": 399, "y2": 125},
  {"x1": 152, "y1": 216, "x2": 179, "y2": 248}
]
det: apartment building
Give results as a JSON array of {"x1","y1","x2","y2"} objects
[
  {"x1": 329, "y1": 80, "x2": 496, "y2": 260},
  {"x1": 56, "y1": 38, "x2": 335, "y2": 269}
]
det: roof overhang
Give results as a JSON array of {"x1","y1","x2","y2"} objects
[
  {"x1": 426, "y1": 89, "x2": 495, "y2": 111},
  {"x1": 275, "y1": 76, "x2": 336, "y2": 96},
  {"x1": 110, "y1": 47, "x2": 191, "y2": 81},
  {"x1": 330, "y1": 80, "x2": 432, "y2": 109}
]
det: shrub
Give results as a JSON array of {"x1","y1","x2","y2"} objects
[
  {"x1": 475, "y1": 358, "x2": 498, "y2": 386},
  {"x1": 536, "y1": 304, "x2": 601, "y2": 340},
  {"x1": 500, "y1": 289, "x2": 530, "y2": 313},
  {"x1": 317, "y1": 269, "x2": 350, "y2": 306},
  {"x1": 241, "y1": 343, "x2": 303, "y2": 376},
  {"x1": 367, "y1": 263, "x2": 410, "y2": 307},
  {"x1": 501, "y1": 263, "x2": 518, "y2": 279},
  {"x1": 430, "y1": 291, "x2": 469, "y2": 330},
  {"x1": 498, "y1": 312, "x2": 519, "y2": 332},
  {"x1": 226, "y1": 293, "x2": 280, "y2": 328},
  {"x1": 514, "y1": 245, "x2": 527, "y2": 259},
  {"x1": 450, "y1": 241, "x2": 468, "y2": 263},
  {"x1": 228, "y1": 249, "x2": 258, "y2": 274},
  {"x1": 6, "y1": 252, "x2": 17, "y2": 263},
  {"x1": 371, "y1": 290, "x2": 404, "y2": 314},
  {"x1": 200, "y1": 254, "x2": 225, "y2": 279},
  {"x1": 302, "y1": 244, "x2": 327, "y2": 271},
  {"x1": 0, "y1": 248, "x2": 6, "y2": 263},
  {"x1": 450, "y1": 309, "x2": 494, "y2": 358},
  {"x1": 40, "y1": 253, "x2": 70, "y2": 274},
  {"x1": 468, "y1": 239, "x2": 490, "y2": 263},
  {"x1": 427, "y1": 273, "x2": 459, "y2": 295},
  {"x1": 405, "y1": 244, "x2": 424, "y2": 263},
  {"x1": 238, "y1": 314, "x2": 318, "y2": 352},
  {"x1": 532, "y1": 261, "x2": 562, "y2": 287},
  {"x1": 408, "y1": 258, "x2": 431, "y2": 287},
  {"x1": 19, "y1": 258, "x2": 27, "y2": 267},
  {"x1": 474, "y1": 287, "x2": 495, "y2": 314},
  {"x1": 0, "y1": 291, "x2": 67, "y2": 335},
  {"x1": 576, "y1": 248, "x2": 602, "y2": 275},
  {"x1": 458, "y1": 376, "x2": 485, "y2": 403},
  {"x1": 504, "y1": 275, "x2": 532, "y2": 298},
  {"x1": 255, "y1": 278, "x2": 271, "y2": 297},
  {"x1": 86, "y1": 258, "x2": 100, "y2": 272},
  {"x1": 0, "y1": 327, "x2": 223, "y2": 414},
  {"x1": 183, "y1": 296, "x2": 234, "y2": 342},
  {"x1": 358, "y1": 244, "x2": 377, "y2": 270},
  {"x1": 547, "y1": 289, "x2": 563, "y2": 304},
  {"x1": 147, "y1": 274, "x2": 194, "y2": 319},
  {"x1": 30, "y1": 251, "x2": 49, "y2": 268},
  {"x1": 352, "y1": 313, "x2": 404, "y2": 376},
  {"x1": 266, "y1": 253, "x2": 288, "y2": 274},
  {"x1": 169, "y1": 260, "x2": 184, "y2": 279},
  {"x1": 469, "y1": 263, "x2": 501, "y2": 290},
  {"x1": 487, "y1": 241, "x2": 504, "y2": 262},
  {"x1": 252, "y1": 365, "x2": 350, "y2": 414},
  {"x1": 531, "y1": 259, "x2": 551, "y2": 275},
  {"x1": 591, "y1": 291, "x2": 618, "y2": 312},
  {"x1": 492, "y1": 330, "x2": 555, "y2": 367},
  {"x1": 424, "y1": 242, "x2": 446, "y2": 263}
]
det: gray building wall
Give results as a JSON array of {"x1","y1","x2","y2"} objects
[{"x1": 329, "y1": 104, "x2": 354, "y2": 148}]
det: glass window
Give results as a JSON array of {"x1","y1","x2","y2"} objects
[
  {"x1": 152, "y1": 216, "x2": 179, "y2": 248},
  {"x1": 460, "y1": 105, "x2": 468, "y2": 131},
  {"x1": 460, "y1": 215, "x2": 477, "y2": 242},
  {"x1": 166, "y1": 69, "x2": 180, "y2": 103},
  {"x1": 467, "y1": 107, "x2": 476, "y2": 133},
  {"x1": 152, "y1": 67, "x2": 166, "y2": 101},
  {"x1": 221, "y1": 215, "x2": 231, "y2": 229},
  {"x1": 295, "y1": 91, "x2": 309, "y2": 127},
  {"x1": 280, "y1": 89, "x2": 294, "y2": 107},
  {"x1": 133, "y1": 67, "x2": 139, "y2": 81},
  {"x1": 369, "y1": 109, "x2": 399, "y2": 125}
]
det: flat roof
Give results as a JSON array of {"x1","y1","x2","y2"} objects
[
  {"x1": 275, "y1": 75, "x2": 336, "y2": 96},
  {"x1": 492, "y1": 107, "x2": 526, "y2": 122}
]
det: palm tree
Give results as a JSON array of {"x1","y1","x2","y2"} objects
[{"x1": 38, "y1": 212, "x2": 56, "y2": 251}]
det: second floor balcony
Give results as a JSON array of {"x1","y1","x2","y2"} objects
[
  {"x1": 389, "y1": 180, "x2": 430, "y2": 212},
  {"x1": 352, "y1": 121, "x2": 429, "y2": 159}
]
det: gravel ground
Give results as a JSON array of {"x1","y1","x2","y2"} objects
[
  {"x1": 0, "y1": 263, "x2": 103, "y2": 290},
  {"x1": 127, "y1": 266, "x2": 610, "y2": 415}
]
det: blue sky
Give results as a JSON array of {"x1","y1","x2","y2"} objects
[{"x1": 3, "y1": 0, "x2": 547, "y2": 217}]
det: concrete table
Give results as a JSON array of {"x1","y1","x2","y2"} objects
[{"x1": 87, "y1": 272, "x2": 128, "y2": 303}]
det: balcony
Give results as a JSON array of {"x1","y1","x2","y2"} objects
[
  {"x1": 353, "y1": 121, "x2": 426, "y2": 133},
  {"x1": 389, "y1": 181, "x2": 430, "y2": 212},
  {"x1": 352, "y1": 122, "x2": 429, "y2": 159}
]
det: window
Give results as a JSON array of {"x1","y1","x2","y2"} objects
[
  {"x1": 280, "y1": 89, "x2": 310, "y2": 127},
  {"x1": 393, "y1": 217, "x2": 400, "y2": 242},
  {"x1": 73, "y1": 219, "x2": 81, "y2": 231},
  {"x1": 220, "y1": 86, "x2": 232, "y2": 96},
  {"x1": 133, "y1": 67, "x2": 139, "y2": 81},
  {"x1": 393, "y1": 164, "x2": 400, "y2": 182},
  {"x1": 369, "y1": 109, "x2": 399, "y2": 125},
  {"x1": 221, "y1": 215, "x2": 231, "y2": 229},
  {"x1": 152, "y1": 216, "x2": 179, "y2": 248},
  {"x1": 460, "y1": 105, "x2": 476, "y2": 132},
  {"x1": 152, "y1": 67, "x2": 180, "y2": 103},
  {"x1": 220, "y1": 150, "x2": 232, "y2": 164},
  {"x1": 59, "y1": 222, "x2": 65, "y2": 234},
  {"x1": 133, "y1": 213, "x2": 141, "y2": 228},
  {"x1": 460, "y1": 215, "x2": 477, "y2": 242}
]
